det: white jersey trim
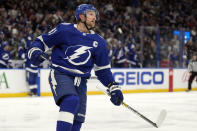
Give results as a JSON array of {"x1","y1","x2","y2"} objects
[
  {"x1": 26, "y1": 67, "x2": 38, "y2": 73},
  {"x1": 52, "y1": 63, "x2": 85, "y2": 74},
  {"x1": 18, "y1": 46, "x2": 23, "y2": 51},
  {"x1": 29, "y1": 85, "x2": 37, "y2": 89},
  {"x1": 77, "y1": 113, "x2": 85, "y2": 118},
  {"x1": 94, "y1": 64, "x2": 111, "y2": 71},
  {"x1": 58, "y1": 111, "x2": 74, "y2": 124},
  {"x1": 28, "y1": 47, "x2": 42, "y2": 59},
  {"x1": 0, "y1": 60, "x2": 6, "y2": 66},
  {"x1": 61, "y1": 22, "x2": 71, "y2": 25},
  {"x1": 50, "y1": 69, "x2": 57, "y2": 95},
  {"x1": 30, "y1": 64, "x2": 38, "y2": 68},
  {"x1": 117, "y1": 58, "x2": 127, "y2": 64},
  {"x1": 37, "y1": 36, "x2": 50, "y2": 51}
]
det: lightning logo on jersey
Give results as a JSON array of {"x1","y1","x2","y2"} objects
[
  {"x1": 64, "y1": 45, "x2": 92, "y2": 65},
  {"x1": 2, "y1": 53, "x2": 9, "y2": 60}
]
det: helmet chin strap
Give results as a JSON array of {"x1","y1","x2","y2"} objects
[
  {"x1": 82, "y1": 16, "x2": 94, "y2": 33},
  {"x1": 84, "y1": 21, "x2": 91, "y2": 32}
]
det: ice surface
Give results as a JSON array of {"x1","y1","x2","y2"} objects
[{"x1": 0, "y1": 92, "x2": 197, "y2": 131}]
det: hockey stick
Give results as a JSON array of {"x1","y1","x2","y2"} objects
[{"x1": 96, "y1": 85, "x2": 167, "y2": 128}]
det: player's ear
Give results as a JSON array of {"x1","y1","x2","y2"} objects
[{"x1": 79, "y1": 14, "x2": 86, "y2": 22}]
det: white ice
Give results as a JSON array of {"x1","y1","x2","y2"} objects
[{"x1": 0, "y1": 92, "x2": 197, "y2": 131}]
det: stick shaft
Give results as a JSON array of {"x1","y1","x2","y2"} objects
[
  {"x1": 121, "y1": 102, "x2": 158, "y2": 128},
  {"x1": 97, "y1": 86, "x2": 158, "y2": 128}
]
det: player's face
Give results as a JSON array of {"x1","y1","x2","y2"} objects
[
  {"x1": 4, "y1": 45, "x2": 9, "y2": 51},
  {"x1": 85, "y1": 10, "x2": 96, "y2": 28}
]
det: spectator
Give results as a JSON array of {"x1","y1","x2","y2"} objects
[
  {"x1": 113, "y1": 43, "x2": 127, "y2": 68},
  {"x1": 125, "y1": 41, "x2": 141, "y2": 68},
  {"x1": 0, "y1": 0, "x2": 196, "y2": 68},
  {"x1": 0, "y1": 41, "x2": 11, "y2": 68}
]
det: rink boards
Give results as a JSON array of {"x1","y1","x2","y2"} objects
[{"x1": 0, "y1": 68, "x2": 197, "y2": 97}]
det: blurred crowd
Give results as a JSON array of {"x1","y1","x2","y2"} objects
[{"x1": 0, "y1": 0, "x2": 197, "y2": 68}]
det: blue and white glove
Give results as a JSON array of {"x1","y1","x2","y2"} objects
[
  {"x1": 108, "y1": 82, "x2": 124, "y2": 106},
  {"x1": 28, "y1": 48, "x2": 47, "y2": 66}
]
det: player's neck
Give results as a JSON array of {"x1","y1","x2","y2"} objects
[{"x1": 77, "y1": 22, "x2": 90, "y2": 33}]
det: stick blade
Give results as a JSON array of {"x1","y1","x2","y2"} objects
[{"x1": 156, "y1": 109, "x2": 167, "y2": 127}]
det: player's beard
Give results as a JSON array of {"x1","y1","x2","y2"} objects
[{"x1": 86, "y1": 20, "x2": 96, "y2": 29}]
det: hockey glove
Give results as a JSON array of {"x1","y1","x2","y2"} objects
[
  {"x1": 108, "y1": 82, "x2": 124, "y2": 106},
  {"x1": 29, "y1": 49, "x2": 47, "y2": 66}
]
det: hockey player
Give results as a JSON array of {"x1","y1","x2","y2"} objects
[
  {"x1": 0, "y1": 31, "x2": 5, "y2": 54},
  {"x1": 113, "y1": 44, "x2": 127, "y2": 67},
  {"x1": 126, "y1": 43, "x2": 142, "y2": 68},
  {"x1": 28, "y1": 4, "x2": 124, "y2": 131},
  {"x1": 18, "y1": 33, "x2": 38, "y2": 96},
  {"x1": 186, "y1": 53, "x2": 197, "y2": 92},
  {"x1": 0, "y1": 41, "x2": 11, "y2": 68}
]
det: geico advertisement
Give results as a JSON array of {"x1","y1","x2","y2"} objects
[
  {"x1": 40, "y1": 69, "x2": 169, "y2": 92},
  {"x1": 0, "y1": 70, "x2": 27, "y2": 93},
  {"x1": 173, "y1": 69, "x2": 197, "y2": 88},
  {"x1": 88, "y1": 69, "x2": 169, "y2": 90},
  {"x1": 111, "y1": 69, "x2": 169, "y2": 89}
]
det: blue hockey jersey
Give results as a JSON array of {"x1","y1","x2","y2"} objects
[
  {"x1": 18, "y1": 34, "x2": 33, "y2": 60},
  {"x1": 28, "y1": 23, "x2": 114, "y2": 86},
  {"x1": 18, "y1": 34, "x2": 38, "y2": 72},
  {"x1": 0, "y1": 42, "x2": 11, "y2": 68}
]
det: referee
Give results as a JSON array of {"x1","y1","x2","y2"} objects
[{"x1": 186, "y1": 53, "x2": 197, "y2": 92}]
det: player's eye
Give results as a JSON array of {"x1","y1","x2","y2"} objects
[{"x1": 87, "y1": 11, "x2": 96, "y2": 17}]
